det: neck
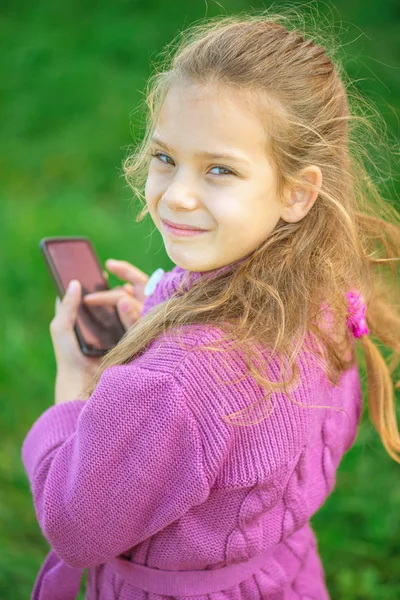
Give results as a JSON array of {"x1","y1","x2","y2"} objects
[{"x1": 177, "y1": 251, "x2": 254, "y2": 288}]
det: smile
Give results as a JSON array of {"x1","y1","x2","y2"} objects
[{"x1": 161, "y1": 221, "x2": 209, "y2": 237}]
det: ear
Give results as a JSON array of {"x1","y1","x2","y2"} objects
[{"x1": 280, "y1": 165, "x2": 323, "y2": 223}]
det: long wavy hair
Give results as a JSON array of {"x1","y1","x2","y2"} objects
[{"x1": 82, "y1": 7, "x2": 400, "y2": 463}]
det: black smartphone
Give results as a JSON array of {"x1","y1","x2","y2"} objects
[{"x1": 39, "y1": 236, "x2": 126, "y2": 356}]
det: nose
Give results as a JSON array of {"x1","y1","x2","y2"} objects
[{"x1": 161, "y1": 173, "x2": 200, "y2": 210}]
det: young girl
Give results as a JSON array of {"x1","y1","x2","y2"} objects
[{"x1": 22, "y1": 9, "x2": 400, "y2": 600}]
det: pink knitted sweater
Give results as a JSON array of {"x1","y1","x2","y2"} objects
[{"x1": 21, "y1": 258, "x2": 363, "y2": 599}]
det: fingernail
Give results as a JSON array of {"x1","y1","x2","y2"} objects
[
  {"x1": 106, "y1": 259, "x2": 118, "y2": 267},
  {"x1": 68, "y1": 280, "x2": 79, "y2": 293},
  {"x1": 120, "y1": 300, "x2": 131, "y2": 312}
]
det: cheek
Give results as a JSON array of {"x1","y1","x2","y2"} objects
[
  {"x1": 144, "y1": 175, "x2": 163, "y2": 206},
  {"x1": 214, "y1": 194, "x2": 276, "y2": 243},
  {"x1": 210, "y1": 180, "x2": 261, "y2": 226},
  {"x1": 212, "y1": 198, "x2": 247, "y2": 227}
]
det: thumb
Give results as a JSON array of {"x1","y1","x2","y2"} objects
[{"x1": 60, "y1": 280, "x2": 82, "y2": 326}]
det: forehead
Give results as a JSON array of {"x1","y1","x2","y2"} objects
[{"x1": 155, "y1": 83, "x2": 268, "y2": 158}]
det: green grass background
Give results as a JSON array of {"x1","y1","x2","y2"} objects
[{"x1": 1, "y1": 0, "x2": 400, "y2": 598}]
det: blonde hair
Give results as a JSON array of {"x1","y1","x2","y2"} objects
[{"x1": 83, "y1": 7, "x2": 400, "y2": 463}]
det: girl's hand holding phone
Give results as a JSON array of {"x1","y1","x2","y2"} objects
[
  {"x1": 83, "y1": 259, "x2": 149, "y2": 330},
  {"x1": 51, "y1": 280, "x2": 104, "y2": 405},
  {"x1": 49, "y1": 259, "x2": 149, "y2": 405}
]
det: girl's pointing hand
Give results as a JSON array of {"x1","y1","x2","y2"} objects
[
  {"x1": 50, "y1": 280, "x2": 102, "y2": 405},
  {"x1": 83, "y1": 259, "x2": 149, "y2": 330}
]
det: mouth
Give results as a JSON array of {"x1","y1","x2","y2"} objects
[{"x1": 161, "y1": 220, "x2": 209, "y2": 237}]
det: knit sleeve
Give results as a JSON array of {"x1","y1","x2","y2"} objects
[{"x1": 21, "y1": 363, "x2": 210, "y2": 569}]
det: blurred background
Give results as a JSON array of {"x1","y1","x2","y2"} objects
[{"x1": 1, "y1": 0, "x2": 400, "y2": 598}]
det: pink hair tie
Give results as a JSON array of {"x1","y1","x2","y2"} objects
[{"x1": 346, "y1": 289, "x2": 369, "y2": 338}]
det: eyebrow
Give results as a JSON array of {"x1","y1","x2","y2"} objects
[{"x1": 150, "y1": 135, "x2": 251, "y2": 166}]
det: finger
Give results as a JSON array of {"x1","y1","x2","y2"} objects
[
  {"x1": 83, "y1": 289, "x2": 130, "y2": 306},
  {"x1": 123, "y1": 283, "x2": 135, "y2": 296},
  {"x1": 84, "y1": 284, "x2": 135, "y2": 303},
  {"x1": 56, "y1": 280, "x2": 81, "y2": 329},
  {"x1": 116, "y1": 296, "x2": 143, "y2": 329},
  {"x1": 105, "y1": 259, "x2": 149, "y2": 285},
  {"x1": 50, "y1": 281, "x2": 82, "y2": 357},
  {"x1": 85, "y1": 290, "x2": 142, "y2": 315}
]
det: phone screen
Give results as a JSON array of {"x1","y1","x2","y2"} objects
[{"x1": 41, "y1": 237, "x2": 126, "y2": 355}]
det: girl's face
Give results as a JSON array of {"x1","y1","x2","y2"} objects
[{"x1": 145, "y1": 83, "x2": 284, "y2": 272}]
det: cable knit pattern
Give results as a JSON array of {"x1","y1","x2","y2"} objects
[{"x1": 21, "y1": 259, "x2": 363, "y2": 600}]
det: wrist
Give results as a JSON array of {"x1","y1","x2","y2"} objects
[{"x1": 54, "y1": 369, "x2": 87, "y2": 405}]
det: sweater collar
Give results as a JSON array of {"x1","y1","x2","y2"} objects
[{"x1": 144, "y1": 252, "x2": 253, "y2": 309}]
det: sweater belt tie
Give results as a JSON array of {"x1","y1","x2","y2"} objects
[{"x1": 109, "y1": 544, "x2": 296, "y2": 595}]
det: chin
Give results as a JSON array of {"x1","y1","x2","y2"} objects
[{"x1": 171, "y1": 257, "x2": 213, "y2": 272}]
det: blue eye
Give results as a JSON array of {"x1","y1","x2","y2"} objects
[
  {"x1": 209, "y1": 166, "x2": 233, "y2": 176},
  {"x1": 150, "y1": 151, "x2": 234, "y2": 176},
  {"x1": 151, "y1": 152, "x2": 174, "y2": 165}
]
